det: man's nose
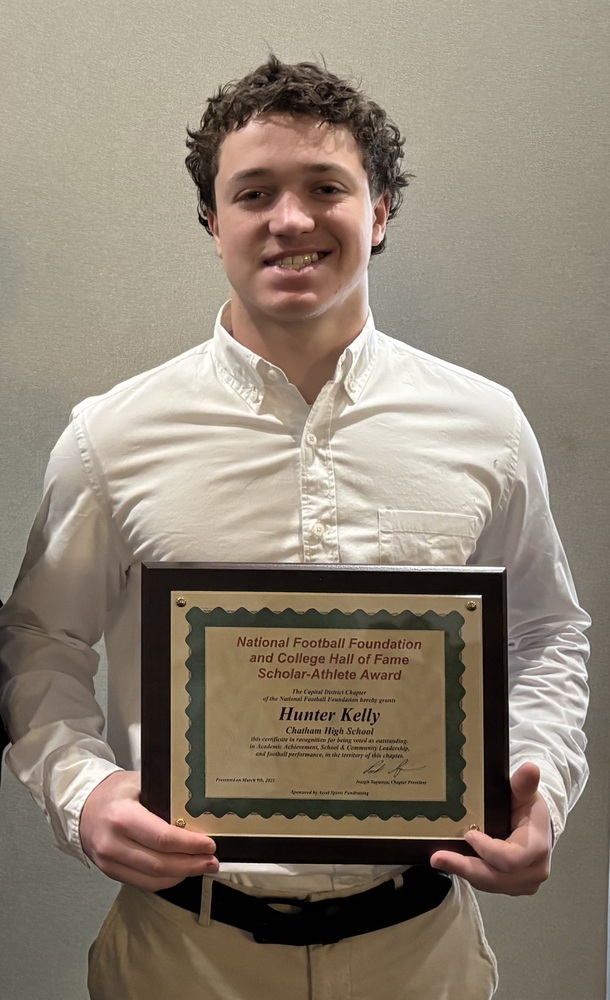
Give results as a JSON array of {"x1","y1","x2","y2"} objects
[{"x1": 268, "y1": 192, "x2": 315, "y2": 236}]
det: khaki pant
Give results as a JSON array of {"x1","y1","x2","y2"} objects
[{"x1": 88, "y1": 876, "x2": 498, "y2": 999}]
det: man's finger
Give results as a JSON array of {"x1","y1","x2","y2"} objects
[
  {"x1": 430, "y1": 851, "x2": 498, "y2": 891},
  {"x1": 510, "y1": 762, "x2": 541, "y2": 810},
  {"x1": 115, "y1": 840, "x2": 219, "y2": 879},
  {"x1": 127, "y1": 806, "x2": 217, "y2": 856},
  {"x1": 463, "y1": 829, "x2": 540, "y2": 872},
  {"x1": 430, "y1": 850, "x2": 545, "y2": 896},
  {"x1": 102, "y1": 797, "x2": 217, "y2": 855},
  {"x1": 95, "y1": 857, "x2": 217, "y2": 892}
]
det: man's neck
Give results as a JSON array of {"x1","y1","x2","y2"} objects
[{"x1": 227, "y1": 299, "x2": 368, "y2": 404}]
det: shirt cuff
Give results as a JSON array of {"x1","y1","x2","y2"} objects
[{"x1": 46, "y1": 757, "x2": 124, "y2": 863}]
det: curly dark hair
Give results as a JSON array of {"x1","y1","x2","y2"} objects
[{"x1": 185, "y1": 55, "x2": 411, "y2": 256}]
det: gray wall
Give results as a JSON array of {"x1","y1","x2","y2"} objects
[{"x1": 1, "y1": 1, "x2": 608, "y2": 998}]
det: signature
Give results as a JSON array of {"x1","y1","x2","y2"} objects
[{"x1": 362, "y1": 757, "x2": 427, "y2": 777}]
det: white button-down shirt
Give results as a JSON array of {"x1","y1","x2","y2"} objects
[{"x1": 0, "y1": 306, "x2": 589, "y2": 890}]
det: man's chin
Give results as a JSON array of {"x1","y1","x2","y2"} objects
[{"x1": 248, "y1": 295, "x2": 332, "y2": 325}]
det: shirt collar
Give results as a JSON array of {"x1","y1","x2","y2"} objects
[{"x1": 211, "y1": 302, "x2": 378, "y2": 411}]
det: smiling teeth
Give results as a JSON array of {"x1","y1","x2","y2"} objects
[{"x1": 276, "y1": 252, "x2": 321, "y2": 270}]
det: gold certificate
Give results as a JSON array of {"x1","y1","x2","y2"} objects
[{"x1": 141, "y1": 564, "x2": 509, "y2": 864}]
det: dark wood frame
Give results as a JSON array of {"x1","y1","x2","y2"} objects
[{"x1": 141, "y1": 563, "x2": 509, "y2": 864}]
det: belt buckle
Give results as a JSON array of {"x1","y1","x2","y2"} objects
[
  {"x1": 251, "y1": 896, "x2": 309, "y2": 945},
  {"x1": 252, "y1": 896, "x2": 344, "y2": 946}
]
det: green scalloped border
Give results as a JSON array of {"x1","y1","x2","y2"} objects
[{"x1": 183, "y1": 606, "x2": 466, "y2": 822}]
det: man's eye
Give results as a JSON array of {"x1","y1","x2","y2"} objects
[
  {"x1": 317, "y1": 185, "x2": 343, "y2": 195},
  {"x1": 237, "y1": 190, "x2": 266, "y2": 202}
]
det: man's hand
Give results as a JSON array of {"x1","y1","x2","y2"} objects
[
  {"x1": 80, "y1": 770, "x2": 219, "y2": 890},
  {"x1": 430, "y1": 763, "x2": 552, "y2": 896}
]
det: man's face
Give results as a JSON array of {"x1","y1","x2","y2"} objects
[{"x1": 207, "y1": 114, "x2": 389, "y2": 334}]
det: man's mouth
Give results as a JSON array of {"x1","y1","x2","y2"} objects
[{"x1": 265, "y1": 252, "x2": 329, "y2": 271}]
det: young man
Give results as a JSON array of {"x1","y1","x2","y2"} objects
[{"x1": 0, "y1": 57, "x2": 589, "y2": 999}]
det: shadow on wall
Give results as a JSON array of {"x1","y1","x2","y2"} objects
[{"x1": 0, "y1": 600, "x2": 9, "y2": 767}]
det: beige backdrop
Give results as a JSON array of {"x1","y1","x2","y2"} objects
[{"x1": 1, "y1": 1, "x2": 608, "y2": 998}]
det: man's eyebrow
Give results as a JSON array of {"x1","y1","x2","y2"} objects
[
  {"x1": 226, "y1": 163, "x2": 353, "y2": 187},
  {"x1": 226, "y1": 168, "x2": 272, "y2": 187}
]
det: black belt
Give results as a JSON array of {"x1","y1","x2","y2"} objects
[{"x1": 156, "y1": 866, "x2": 452, "y2": 946}]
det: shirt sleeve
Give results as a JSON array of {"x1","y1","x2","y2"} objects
[
  {"x1": 0, "y1": 419, "x2": 129, "y2": 861},
  {"x1": 474, "y1": 407, "x2": 590, "y2": 838}
]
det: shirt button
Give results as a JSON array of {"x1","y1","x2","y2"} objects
[
  {"x1": 267, "y1": 369, "x2": 279, "y2": 382},
  {"x1": 306, "y1": 433, "x2": 317, "y2": 446},
  {"x1": 312, "y1": 523, "x2": 325, "y2": 537}
]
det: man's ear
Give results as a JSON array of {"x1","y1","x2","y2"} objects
[
  {"x1": 206, "y1": 209, "x2": 222, "y2": 258},
  {"x1": 371, "y1": 192, "x2": 391, "y2": 248}
]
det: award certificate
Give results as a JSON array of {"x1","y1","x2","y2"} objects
[{"x1": 141, "y1": 564, "x2": 509, "y2": 863}]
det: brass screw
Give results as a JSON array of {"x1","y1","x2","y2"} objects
[
  {"x1": 468, "y1": 823, "x2": 480, "y2": 831},
  {"x1": 176, "y1": 598, "x2": 187, "y2": 608},
  {"x1": 175, "y1": 818, "x2": 187, "y2": 828},
  {"x1": 465, "y1": 600, "x2": 477, "y2": 611}
]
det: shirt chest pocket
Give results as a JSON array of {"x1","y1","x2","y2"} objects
[{"x1": 378, "y1": 509, "x2": 478, "y2": 566}]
